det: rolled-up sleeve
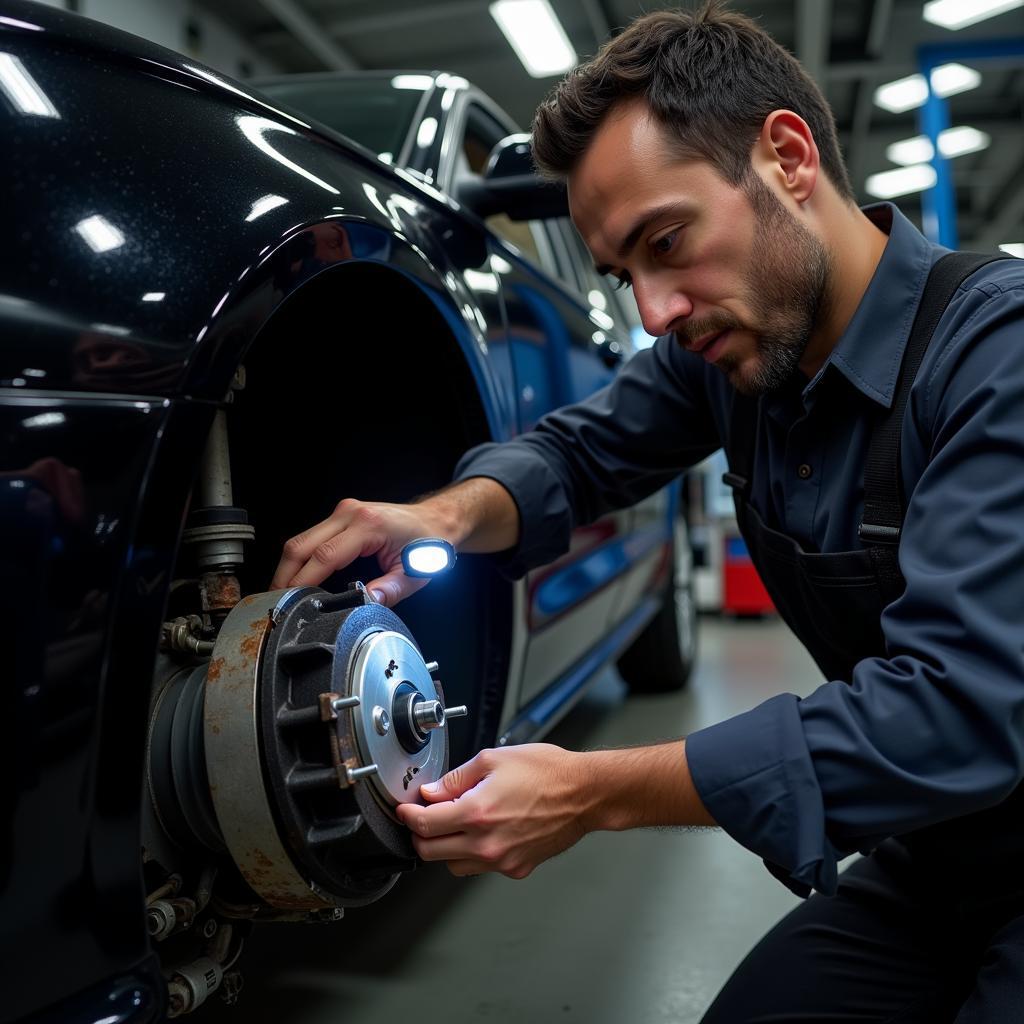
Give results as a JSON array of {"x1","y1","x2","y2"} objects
[
  {"x1": 454, "y1": 335, "x2": 721, "y2": 578},
  {"x1": 688, "y1": 283, "x2": 1024, "y2": 897}
]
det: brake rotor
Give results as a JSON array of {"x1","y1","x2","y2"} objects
[{"x1": 198, "y1": 583, "x2": 466, "y2": 913}]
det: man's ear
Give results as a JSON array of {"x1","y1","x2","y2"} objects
[{"x1": 754, "y1": 109, "x2": 820, "y2": 204}]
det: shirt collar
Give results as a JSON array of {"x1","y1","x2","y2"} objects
[{"x1": 806, "y1": 202, "x2": 941, "y2": 410}]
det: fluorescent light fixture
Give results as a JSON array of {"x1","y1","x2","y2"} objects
[
  {"x1": 886, "y1": 135, "x2": 934, "y2": 165},
  {"x1": 865, "y1": 163, "x2": 937, "y2": 199},
  {"x1": 75, "y1": 215, "x2": 125, "y2": 253},
  {"x1": 141, "y1": 292, "x2": 166, "y2": 302},
  {"x1": 0, "y1": 52, "x2": 58, "y2": 117},
  {"x1": 873, "y1": 63, "x2": 981, "y2": 113},
  {"x1": 887, "y1": 125, "x2": 990, "y2": 165},
  {"x1": 490, "y1": 0, "x2": 577, "y2": 78},
  {"x1": 874, "y1": 74, "x2": 928, "y2": 114},
  {"x1": 924, "y1": 0, "x2": 1024, "y2": 30},
  {"x1": 391, "y1": 74, "x2": 434, "y2": 90},
  {"x1": 999, "y1": 243, "x2": 1024, "y2": 258},
  {"x1": 937, "y1": 125, "x2": 990, "y2": 157},
  {"x1": 931, "y1": 62, "x2": 982, "y2": 96},
  {"x1": 245, "y1": 193, "x2": 288, "y2": 221}
]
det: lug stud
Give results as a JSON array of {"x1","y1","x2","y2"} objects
[
  {"x1": 331, "y1": 695, "x2": 360, "y2": 713},
  {"x1": 346, "y1": 764, "x2": 379, "y2": 783}
]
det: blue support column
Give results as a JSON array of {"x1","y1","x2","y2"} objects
[
  {"x1": 917, "y1": 56, "x2": 956, "y2": 248},
  {"x1": 915, "y1": 40, "x2": 1024, "y2": 250}
]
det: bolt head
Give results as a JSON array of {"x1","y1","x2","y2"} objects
[{"x1": 373, "y1": 706, "x2": 391, "y2": 735}]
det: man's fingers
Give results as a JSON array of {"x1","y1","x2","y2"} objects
[
  {"x1": 410, "y1": 833, "x2": 482, "y2": 863},
  {"x1": 395, "y1": 797, "x2": 470, "y2": 838},
  {"x1": 420, "y1": 754, "x2": 491, "y2": 803},
  {"x1": 364, "y1": 570, "x2": 430, "y2": 608},
  {"x1": 271, "y1": 513, "x2": 348, "y2": 589},
  {"x1": 282, "y1": 523, "x2": 384, "y2": 590}
]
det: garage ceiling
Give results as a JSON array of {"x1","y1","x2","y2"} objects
[{"x1": 198, "y1": 0, "x2": 1024, "y2": 248}]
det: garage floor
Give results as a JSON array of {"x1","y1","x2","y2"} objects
[{"x1": 202, "y1": 616, "x2": 822, "y2": 1024}]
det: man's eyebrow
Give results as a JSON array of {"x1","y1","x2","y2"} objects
[{"x1": 593, "y1": 202, "x2": 690, "y2": 276}]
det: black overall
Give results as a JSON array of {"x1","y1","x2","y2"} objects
[{"x1": 701, "y1": 253, "x2": 1024, "y2": 1024}]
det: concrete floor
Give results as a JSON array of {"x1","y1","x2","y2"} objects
[{"x1": 204, "y1": 616, "x2": 822, "y2": 1023}]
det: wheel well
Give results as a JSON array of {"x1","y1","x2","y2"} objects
[{"x1": 227, "y1": 261, "x2": 512, "y2": 760}]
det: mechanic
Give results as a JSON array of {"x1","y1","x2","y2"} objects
[{"x1": 272, "y1": 4, "x2": 1024, "y2": 1020}]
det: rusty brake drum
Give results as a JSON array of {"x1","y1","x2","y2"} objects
[{"x1": 196, "y1": 583, "x2": 460, "y2": 912}]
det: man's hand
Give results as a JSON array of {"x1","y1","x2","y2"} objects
[
  {"x1": 271, "y1": 498, "x2": 452, "y2": 606},
  {"x1": 396, "y1": 739, "x2": 716, "y2": 879},
  {"x1": 395, "y1": 744, "x2": 593, "y2": 879},
  {"x1": 270, "y1": 478, "x2": 521, "y2": 607}
]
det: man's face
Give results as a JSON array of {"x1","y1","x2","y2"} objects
[{"x1": 569, "y1": 99, "x2": 832, "y2": 395}]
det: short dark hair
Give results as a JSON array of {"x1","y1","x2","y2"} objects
[{"x1": 532, "y1": 2, "x2": 855, "y2": 202}]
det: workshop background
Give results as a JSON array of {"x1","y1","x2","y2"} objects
[{"x1": 34, "y1": 0, "x2": 1023, "y2": 1020}]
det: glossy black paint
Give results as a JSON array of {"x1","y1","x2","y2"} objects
[{"x1": 0, "y1": 3, "x2": 673, "y2": 1019}]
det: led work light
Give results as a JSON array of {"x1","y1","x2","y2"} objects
[{"x1": 400, "y1": 537, "x2": 457, "y2": 578}]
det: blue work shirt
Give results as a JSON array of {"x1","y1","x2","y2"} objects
[{"x1": 454, "y1": 203, "x2": 1024, "y2": 897}]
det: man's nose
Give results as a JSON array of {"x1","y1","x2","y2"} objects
[{"x1": 634, "y1": 281, "x2": 694, "y2": 338}]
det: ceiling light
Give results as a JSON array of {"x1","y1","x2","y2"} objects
[
  {"x1": 999, "y1": 243, "x2": 1024, "y2": 258},
  {"x1": 75, "y1": 215, "x2": 125, "y2": 253},
  {"x1": 873, "y1": 62, "x2": 981, "y2": 113},
  {"x1": 490, "y1": 0, "x2": 577, "y2": 78},
  {"x1": 865, "y1": 164, "x2": 937, "y2": 199},
  {"x1": 924, "y1": 0, "x2": 1024, "y2": 30},
  {"x1": 887, "y1": 136, "x2": 934, "y2": 165},
  {"x1": 937, "y1": 125, "x2": 990, "y2": 157},
  {"x1": 886, "y1": 125, "x2": 990, "y2": 165},
  {"x1": 141, "y1": 292, "x2": 165, "y2": 302},
  {"x1": 931, "y1": 62, "x2": 982, "y2": 96}
]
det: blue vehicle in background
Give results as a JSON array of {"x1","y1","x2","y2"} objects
[{"x1": 1, "y1": 3, "x2": 695, "y2": 1019}]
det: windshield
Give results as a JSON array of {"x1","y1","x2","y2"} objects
[{"x1": 255, "y1": 77, "x2": 427, "y2": 161}]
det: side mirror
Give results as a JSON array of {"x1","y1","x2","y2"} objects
[{"x1": 456, "y1": 133, "x2": 569, "y2": 221}]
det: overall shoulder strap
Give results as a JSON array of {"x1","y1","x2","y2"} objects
[{"x1": 859, "y1": 251, "x2": 1010, "y2": 600}]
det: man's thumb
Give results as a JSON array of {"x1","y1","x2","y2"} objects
[
  {"x1": 421, "y1": 755, "x2": 487, "y2": 802},
  {"x1": 364, "y1": 570, "x2": 430, "y2": 609}
]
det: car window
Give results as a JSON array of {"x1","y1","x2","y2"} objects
[
  {"x1": 454, "y1": 103, "x2": 553, "y2": 275},
  {"x1": 255, "y1": 77, "x2": 423, "y2": 161}
]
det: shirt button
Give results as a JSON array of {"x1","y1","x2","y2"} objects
[{"x1": 797, "y1": 463, "x2": 813, "y2": 480}]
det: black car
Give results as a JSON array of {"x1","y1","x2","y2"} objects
[{"x1": 1, "y1": 3, "x2": 696, "y2": 1019}]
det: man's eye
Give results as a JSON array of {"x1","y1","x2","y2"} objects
[{"x1": 653, "y1": 230, "x2": 678, "y2": 255}]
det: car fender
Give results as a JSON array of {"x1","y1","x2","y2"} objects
[{"x1": 0, "y1": 1, "x2": 512, "y2": 440}]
